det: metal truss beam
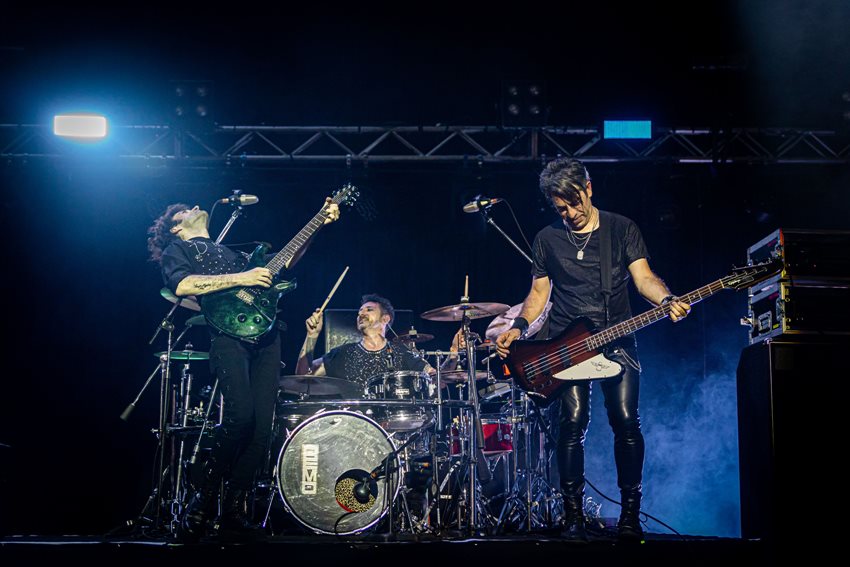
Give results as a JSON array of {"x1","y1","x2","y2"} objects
[{"x1": 2, "y1": 124, "x2": 848, "y2": 165}]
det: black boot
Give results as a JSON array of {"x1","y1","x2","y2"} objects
[
  {"x1": 219, "y1": 486, "x2": 266, "y2": 542},
  {"x1": 617, "y1": 488, "x2": 643, "y2": 542},
  {"x1": 178, "y1": 487, "x2": 217, "y2": 543},
  {"x1": 560, "y1": 483, "x2": 588, "y2": 542}
]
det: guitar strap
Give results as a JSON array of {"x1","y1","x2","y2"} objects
[{"x1": 598, "y1": 210, "x2": 613, "y2": 328}]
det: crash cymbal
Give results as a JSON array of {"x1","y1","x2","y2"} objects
[
  {"x1": 160, "y1": 287, "x2": 201, "y2": 312},
  {"x1": 155, "y1": 350, "x2": 210, "y2": 361},
  {"x1": 420, "y1": 302, "x2": 510, "y2": 322},
  {"x1": 278, "y1": 375, "x2": 363, "y2": 398},
  {"x1": 438, "y1": 370, "x2": 492, "y2": 383},
  {"x1": 186, "y1": 314, "x2": 206, "y2": 326},
  {"x1": 485, "y1": 301, "x2": 553, "y2": 341},
  {"x1": 392, "y1": 331, "x2": 435, "y2": 344}
]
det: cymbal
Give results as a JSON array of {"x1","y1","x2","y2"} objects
[
  {"x1": 278, "y1": 375, "x2": 363, "y2": 398},
  {"x1": 420, "y1": 302, "x2": 510, "y2": 322},
  {"x1": 155, "y1": 350, "x2": 209, "y2": 361},
  {"x1": 186, "y1": 314, "x2": 206, "y2": 326},
  {"x1": 160, "y1": 287, "x2": 201, "y2": 312},
  {"x1": 392, "y1": 331, "x2": 435, "y2": 344},
  {"x1": 438, "y1": 370, "x2": 492, "y2": 383},
  {"x1": 485, "y1": 301, "x2": 553, "y2": 341}
]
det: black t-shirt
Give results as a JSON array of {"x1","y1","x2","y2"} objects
[
  {"x1": 322, "y1": 342, "x2": 428, "y2": 390},
  {"x1": 532, "y1": 210, "x2": 649, "y2": 339},
  {"x1": 160, "y1": 237, "x2": 248, "y2": 293}
]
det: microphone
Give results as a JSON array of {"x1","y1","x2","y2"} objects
[
  {"x1": 218, "y1": 193, "x2": 259, "y2": 206},
  {"x1": 353, "y1": 475, "x2": 373, "y2": 504},
  {"x1": 462, "y1": 195, "x2": 503, "y2": 213}
]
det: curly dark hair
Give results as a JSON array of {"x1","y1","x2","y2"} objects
[
  {"x1": 361, "y1": 293, "x2": 395, "y2": 325},
  {"x1": 539, "y1": 158, "x2": 592, "y2": 206},
  {"x1": 147, "y1": 203, "x2": 189, "y2": 263}
]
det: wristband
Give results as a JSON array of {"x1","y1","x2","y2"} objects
[
  {"x1": 661, "y1": 295, "x2": 676, "y2": 306},
  {"x1": 510, "y1": 317, "x2": 529, "y2": 334}
]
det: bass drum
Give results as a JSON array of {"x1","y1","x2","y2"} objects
[{"x1": 276, "y1": 410, "x2": 400, "y2": 535}]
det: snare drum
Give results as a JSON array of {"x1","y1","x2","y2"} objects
[
  {"x1": 367, "y1": 371, "x2": 434, "y2": 431},
  {"x1": 367, "y1": 370, "x2": 432, "y2": 400}
]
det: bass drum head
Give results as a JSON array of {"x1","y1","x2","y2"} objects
[{"x1": 276, "y1": 410, "x2": 399, "y2": 535}]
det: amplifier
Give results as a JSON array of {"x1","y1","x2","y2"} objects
[
  {"x1": 747, "y1": 274, "x2": 850, "y2": 344},
  {"x1": 747, "y1": 228, "x2": 850, "y2": 282}
]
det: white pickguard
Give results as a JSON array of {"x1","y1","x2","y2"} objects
[{"x1": 553, "y1": 353, "x2": 623, "y2": 381}]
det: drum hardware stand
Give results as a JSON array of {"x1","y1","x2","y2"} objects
[
  {"x1": 121, "y1": 306, "x2": 195, "y2": 535},
  {"x1": 494, "y1": 392, "x2": 561, "y2": 533}
]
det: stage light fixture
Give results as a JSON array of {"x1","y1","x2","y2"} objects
[
  {"x1": 53, "y1": 114, "x2": 108, "y2": 139},
  {"x1": 501, "y1": 81, "x2": 547, "y2": 127},
  {"x1": 603, "y1": 120, "x2": 652, "y2": 140},
  {"x1": 170, "y1": 80, "x2": 214, "y2": 131}
]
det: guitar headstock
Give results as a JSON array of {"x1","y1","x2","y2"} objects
[
  {"x1": 722, "y1": 259, "x2": 783, "y2": 290},
  {"x1": 330, "y1": 183, "x2": 359, "y2": 208}
]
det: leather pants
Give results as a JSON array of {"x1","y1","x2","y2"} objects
[{"x1": 556, "y1": 348, "x2": 644, "y2": 495}]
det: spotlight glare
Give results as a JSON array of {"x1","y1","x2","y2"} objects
[{"x1": 53, "y1": 114, "x2": 108, "y2": 139}]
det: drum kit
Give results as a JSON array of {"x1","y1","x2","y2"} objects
[{"x1": 140, "y1": 288, "x2": 563, "y2": 538}]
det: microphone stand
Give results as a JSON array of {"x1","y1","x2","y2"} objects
[
  {"x1": 478, "y1": 206, "x2": 533, "y2": 265},
  {"x1": 365, "y1": 418, "x2": 433, "y2": 540}
]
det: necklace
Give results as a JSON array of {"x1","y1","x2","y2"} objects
[
  {"x1": 563, "y1": 209, "x2": 598, "y2": 260},
  {"x1": 189, "y1": 240, "x2": 209, "y2": 262}
]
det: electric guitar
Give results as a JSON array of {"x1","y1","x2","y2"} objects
[
  {"x1": 503, "y1": 260, "x2": 781, "y2": 404},
  {"x1": 202, "y1": 184, "x2": 358, "y2": 341}
]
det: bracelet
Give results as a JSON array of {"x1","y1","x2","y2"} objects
[
  {"x1": 510, "y1": 317, "x2": 529, "y2": 334},
  {"x1": 661, "y1": 295, "x2": 676, "y2": 306}
]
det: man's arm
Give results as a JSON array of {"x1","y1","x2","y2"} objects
[
  {"x1": 495, "y1": 276, "x2": 552, "y2": 357},
  {"x1": 295, "y1": 309, "x2": 327, "y2": 375},
  {"x1": 628, "y1": 258, "x2": 690, "y2": 322},
  {"x1": 174, "y1": 267, "x2": 272, "y2": 297}
]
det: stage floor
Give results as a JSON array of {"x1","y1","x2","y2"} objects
[{"x1": 1, "y1": 532, "x2": 772, "y2": 566}]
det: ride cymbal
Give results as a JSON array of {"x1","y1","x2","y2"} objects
[
  {"x1": 420, "y1": 302, "x2": 510, "y2": 322},
  {"x1": 155, "y1": 350, "x2": 210, "y2": 361},
  {"x1": 160, "y1": 287, "x2": 201, "y2": 312},
  {"x1": 278, "y1": 375, "x2": 363, "y2": 398},
  {"x1": 485, "y1": 301, "x2": 553, "y2": 340}
]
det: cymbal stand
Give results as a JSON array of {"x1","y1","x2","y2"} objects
[
  {"x1": 459, "y1": 302, "x2": 489, "y2": 534},
  {"x1": 495, "y1": 391, "x2": 560, "y2": 533}
]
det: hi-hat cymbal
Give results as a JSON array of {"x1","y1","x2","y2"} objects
[
  {"x1": 155, "y1": 350, "x2": 210, "y2": 361},
  {"x1": 485, "y1": 301, "x2": 553, "y2": 340},
  {"x1": 186, "y1": 314, "x2": 206, "y2": 326},
  {"x1": 438, "y1": 370, "x2": 492, "y2": 383},
  {"x1": 392, "y1": 331, "x2": 435, "y2": 344},
  {"x1": 420, "y1": 302, "x2": 510, "y2": 322},
  {"x1": 160, "y1": 287, "x2": 201, "y2": 312},
  {"x1": 278, "y1": 375, "x2": 363, "y2": 398}
]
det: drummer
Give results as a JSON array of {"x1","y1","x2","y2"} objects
[{"x1": 295, "y1": 294, "x2": 463, "y2": 390}]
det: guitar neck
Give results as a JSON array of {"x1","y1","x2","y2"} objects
[
  {"x1": 586, "y1": 278, "x2": 729, "y2": 350},
  {"x1": 265, "y1": 210, "x2": 329, "y2": 276}
]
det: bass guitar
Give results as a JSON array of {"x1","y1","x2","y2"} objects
[{"x1": 503, "y1": 260, "x2": 780, "y2": 404}]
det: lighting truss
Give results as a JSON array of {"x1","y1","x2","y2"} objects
[{"x1": 2, "y1": 124, "x2": 848, "y2": 165}]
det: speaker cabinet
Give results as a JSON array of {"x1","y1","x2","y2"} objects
[{"x1": 736, "y1": 339, "x2": 845, "y2": 541}]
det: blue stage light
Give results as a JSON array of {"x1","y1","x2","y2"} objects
[{"x1": 603, "y1": 120, "x2": 652, "y2": 139}]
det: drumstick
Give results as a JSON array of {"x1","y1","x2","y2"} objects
[{"x1": 317, "y1": 266, "x2": 349, "y2": 314}]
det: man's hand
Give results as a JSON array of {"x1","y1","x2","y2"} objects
[
  {"x1": 323, "y1": 197, "x2": 341, "y2": 225},
  {"x1": 668, "y1": 299, "x2": 691, "y2": 322},
  {"x1": 240, "y1": 267, "x2": 273, "y2": 288},
  {"x1": 495, "y1": 328, "x2": 522, "y2": 359},
  {"x1": 305, "y1": 309, "x2": 324, "y2": 339}
]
